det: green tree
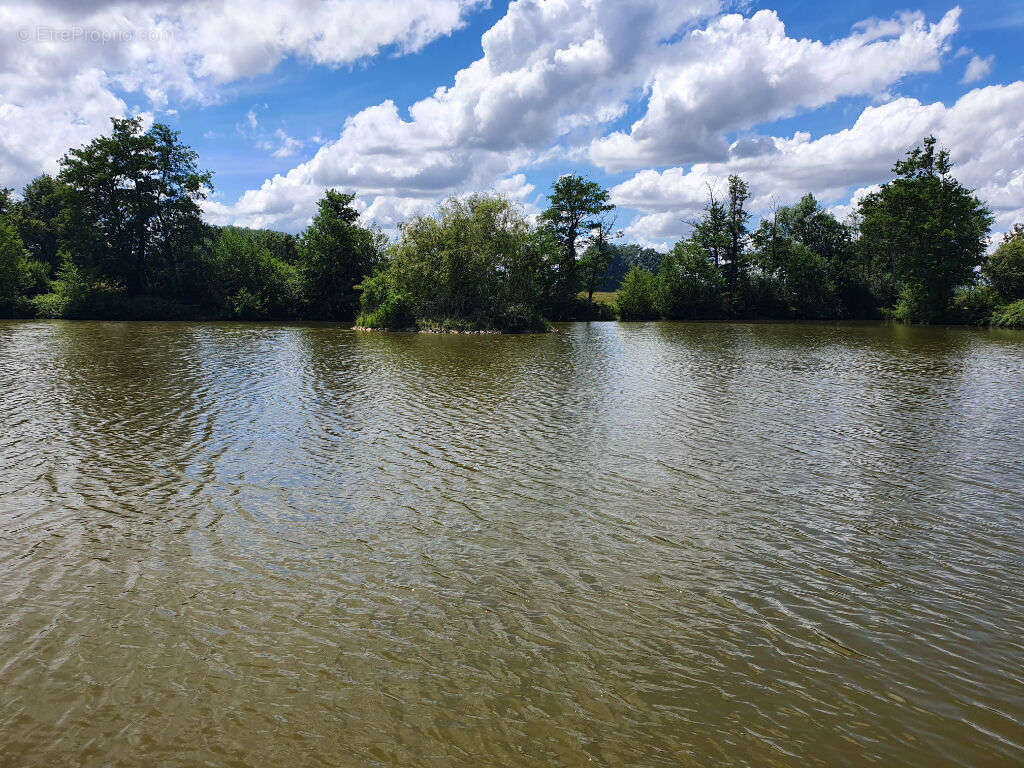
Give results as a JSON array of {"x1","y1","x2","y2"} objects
[
  {"x1": 539, "y1": 175, "x2": 613, "y2": 314},
  {"x1": 212, "y1": 227, "x2": 299, "y2": 319},
  {"x1": 579, "y1": 214, "x2": 619, "y2": 302},
  {"x1": 0, "y1": 218, "x2": 30, "y2": 300},
  {"x1": 858, "y1": 136, "x2": 992, "y2": 321},
  {"x1": 691, "y1": 184, "x2": 729, "y2": 268},
  {"x1": 616, "y1": 266, "x2": 660, "y2": 321},
  {"x1": 657, "y1": 239, "x2": 724, "y2": 320},
  {"x1": 58, "y1": 117, "x2": 212, "y2": 295},
  {"x1": 751, "y1": 195, "x2": 858, "y2": 318},
  {"x1": 724, "y1": 174, "x2": 751, "y2": 297},
  {"x1": 358, "y1": 194, "x2": 555, "y2": 331},
  {"x1": 299, "y1": 190, "x2": 384, "y2": 320},
  {"x1": 983, "y1": 224, "x2": 1024, "y2": 302},
  {"x1": 12, "y1": 174, "x2": 64, "y2": 270}
]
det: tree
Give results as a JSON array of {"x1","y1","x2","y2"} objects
[
  {"x1": 539, "y1": 175, "x2": 613, "y2": 313},
  {"x1": 724, "y1": 174, "x2": 751, "y2": 296},
  {"x1": 579, "y1": 213, "x2": 619, "y2": 302},
  {"x1": 691, "y1": 183, "x2": 729, "y2": 268},
  {"x1": 11, "y1": 174, "x2": 64, "y2": 270},
  {"x1": 212, "y1": 227, "x2": 299, "y2": 319},
  {"x1": 616, "y1": 266, "x2": 660, "y2": 321},
  {"x1": 983, "y1": 224, "x2": 1024, "y2": 302},
  {"x1": 357, "y1": 194, "x2": 555, "y2": 331},
  {"x1": 858, "y1": 136, "x2": 992, "y2": 321},
  {"x1": 298, "y1": 190, "x2": 384, "y2": 320},
  {"x1": 58, "y1": 117, "x2": 212, "y2": 295},
  {"x1": 657, "y1": 239, "x2": 724, "y2": 320},
  {"x1": 0, "y1": 219, "x2": 30, "y2": 300},
  {"x1": 751, "y1": 194, "x2": 860, "y2": 319}
]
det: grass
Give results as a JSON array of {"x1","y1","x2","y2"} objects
[{"x1": 582, "y1": 291, "x2": 617, "y2": 306}]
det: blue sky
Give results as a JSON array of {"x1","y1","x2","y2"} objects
[{"x1": 3, "y1": 0, "x2": 1023, "y2": 247}]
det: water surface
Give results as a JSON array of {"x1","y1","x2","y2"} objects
[{"x1": 1, "y1": 320, "x2": 1022, "y2": 767}]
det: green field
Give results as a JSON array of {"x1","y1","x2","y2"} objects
[{"x1": 585, "y1": 292, "x2": 618, "y2": 306}]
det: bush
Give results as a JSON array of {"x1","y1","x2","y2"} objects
[
  {"x1": 657, "y1": 241, "x2": 724, "y2": 320},
  {"x1": 0, "y1": 295, "x2": 35, "y2": 318},
  {"x1": 356, "y1": 282, "x2": 417, "y2": 330},
  {"x1": 951, "y1": 284, "x2": 1001, "y2": 325},
  {"x1": 990, "y1": 299, "x2": 1024, "y2": 328},
  {"x1": 617, "y1": 266, "x2": 660, "y2": 321},
  {"x1": 983, "y1": 231, "x2": 1024, "y2": 302},
  {"x1": 358, "y1": 194, "x2": 556, "y2": 332}
]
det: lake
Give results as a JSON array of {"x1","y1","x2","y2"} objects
[{"x1": 1, "y1": 320, "x2": 1022, "y2": 767}]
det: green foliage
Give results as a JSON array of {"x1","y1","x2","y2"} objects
[
  {"x1": 990, "y1": 299, "x2": 1024, "y2": 328},
  {"x1": 359, "y1": 194, "x2": 554, "y2": 332},
  {"x1": 858, "y1": 136, "x2": 992, "y2": 322},
  {"x1": 597, "y1": 243, "x2": 663, "y2": 291},
  {"x1": 657, "y1": 240, "x2": 724, "y2": 320},
  {"x1": 212, "y1": 227, "x2": 299, "y2": 319},
  {"x1": 57, "y1": 117, "x2": 212, "y2": 296},
  {"x1": 539, "y1": 175, "x2": 614, "y2": 313},
  {"x1": 0, "y1": 218, "x2": 31, "y2": 300},
  {"x1": 10, "y1": 174, "x2": 63, "y2": 269},
  {"x1": 983, "y1": 225, "x2": 1024, "y2": 302},
  {"x1": 299, "y1": 190, "x2": 384, "y2": 320},
  {"x1": 616, "y1": 266, "x2": 660, "y2": 321},
  {"x1": 951, "y1": 284, "x2": 1002, "y2": 325}
]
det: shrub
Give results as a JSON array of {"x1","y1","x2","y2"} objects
[
  {"x1": 657, "y1": 241, "x2": 724, "y2": 320},
  {"x1": 617, "y1": 266, "x2": 660, "y2": 321},
  {"x1": 990, "y1": 299, "x2": 1024, "y2": 328},
  {"x1": 951, "y1": 284, "x2": 1001, "y2": 325},
  {"x1": 358, "y1": 194, "x2": 557, "y2": 332},
  {"x1": 983, "y1": 231, "x2": 1024, "y2": 302}
]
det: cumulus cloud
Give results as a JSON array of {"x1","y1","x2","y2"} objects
[
  {"x1": 208, "y1": 2, "x2": 970, "y2": 232},
  {"x1": 0, "y1": 0, "x2": 484, "y2": 186},
  {"x1": 613, "y1": 83, "x2": 1024, "y2": 246},
  {"x1": 961, "y1": 54, "x2": 994, "y2": 84},
  {"x1": 204, "y1": 0, "x2": 721, "y2": 230},
  {"x1": 590, "y1": 7, "x2": 961, "y2": 172}
]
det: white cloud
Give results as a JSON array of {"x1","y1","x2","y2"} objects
[
  {"x1": 205, "y1": 0, "x2": 722, "y2": 230},
  {"x1": 266, "y1": 129, "x2": 304, "y2": 159},
  {"x1": 961, "y1": 54, "x2": 994, "y2": 84},
  {"x1": 591, "y1": 8, "x2": 961, "y2": 171},
  {"x1": 0, "y1": 0, "x2": 484, "y2": 186},
  {"x1": 612, "y1": 83, "x2": 1024, "y2": 245}
]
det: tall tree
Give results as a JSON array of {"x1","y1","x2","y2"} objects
[
  {"x1": 58, "y1": 117, "x2": 212, "y2": 295},
  {"x1": 0, "y1": 219, "x2": 30, "y2": 300},
  {"x1": 299, "y1": 190, "x2": 384, "y2": 320},
  {"x1": 858, "y1": 136, "x2": 992, "y2": 321},
  {"x1": 724, "y1": 174, "x2": 751, "y2": 295},
  {"x1": 691, "y1": 184, "x2": 729, "y2": 268},
  {"x1": 12, "y1": 174, "x2": 64, "y2": 270},
  {"x1": 579, "y1": 213, "x2": 619, "y2": 302},
  {"x1": 539, "y1": 175, "x2": 613, "y2": 311}
]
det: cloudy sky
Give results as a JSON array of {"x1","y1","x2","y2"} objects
[{"x1": 2, "y1": 0, "x2": 1023, "y2": 248}]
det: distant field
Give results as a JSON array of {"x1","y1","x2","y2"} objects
[{"x1": 586, "y1": 292, "x2": 618, "y2": 306}]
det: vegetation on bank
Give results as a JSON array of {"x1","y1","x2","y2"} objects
[{"x1": 1, "y1": 120, "x2": 1022, "y2": 329}]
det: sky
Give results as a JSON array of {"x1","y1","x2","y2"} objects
[{"x1": 2, "y1": 0, "x2": 1023, "y2": 249}]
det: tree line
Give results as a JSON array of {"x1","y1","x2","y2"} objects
[
  {"x1": 618, "y1": 138, "x2": 1022, "y2": 328},
  {"x1": 1, "y1": 119, "x2": 1021, "y2": 329}
]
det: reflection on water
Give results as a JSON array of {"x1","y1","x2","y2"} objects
[{"x1": 1, "y1": 320, "x2": 1022, "y2": 767}]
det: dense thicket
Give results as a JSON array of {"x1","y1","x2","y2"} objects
[
  {"x1": 0, "y1": 123, "x2": 1020, "y2": 328},
  {"x1": 356, "y1": 195, "x2": 558, "y2": 332}
]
